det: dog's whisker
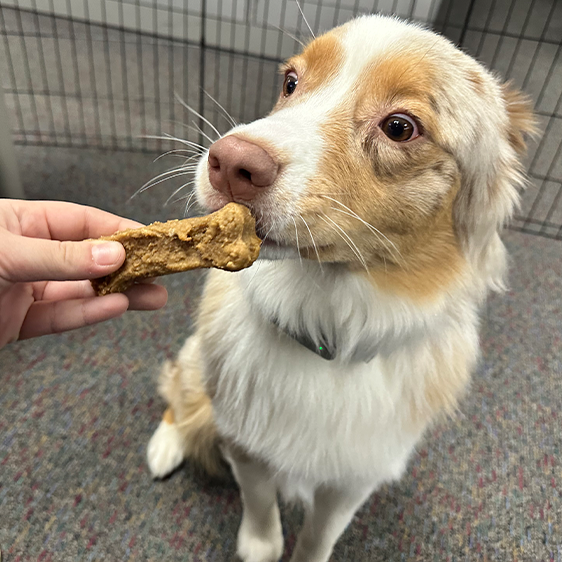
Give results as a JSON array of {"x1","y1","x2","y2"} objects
[
  {"x1": 160, "y1": 133, "x2": 207, "y2": 151},
  {"x1": 129, "y1": 166, "x2": 196, "y2": 200},
  {"x1": 189, "y1": 121, "x2": 216, "y2": 145},
  {"x1": 167, "y1": 190, "x2": 195, "y2": 207},
  {"x1": 164, "y1": 181, "x2": 196, "y2": 207},
  {"x1": 319, "y1": 195, "x2": 403, "y2": 264},
  {"x1": 179, "y1": 154, "x2": 203, "y2": 166},
  {"x1": 299, "y1": 214, "x2": 324, "y2": 273},
  {"x1": 260, "y1": 222, "x2": 277, "y2": 247},
  {"x1": 247, "y1": 221, "x2": 277, "y2": 286},
  {"x1": 183, "y1": 194, "x2": 195, "y2": 217},
  {"x1": 186, "y1": 200, "x2": 201, "y2": 217},
  {"x1": 142, "y1": 164, "x2": 198, "y2": 187},
  {"x1": 202, "y1": 89, "x2": 238, "y2": 128},
  {"x1": 174, "y1": 92, "x2": 222, "y2": 139},
  {"x1": 169, "y1": 120, "x2": 215, "y2": 147},
  {"x1": 153, "y1": 149, "x2": 202, "y2": 163},
  {"x1": 271, "y1": 24, "x2": 306, "y2": 47},
  {"x1": 319, "y1": 215, "x2": 369, "y2": 272},
  {"x1": 291, "y1": 216, "x2": 304, "y2": 270},
  {"x1": 136, "y1": 169, "x2": 196, "y2": 196},
  {"x1": 247, "y1": 258, "x2": 263, "y2": 286},
  {"x1": 332, "y1": 208, "x2": 393, "y2": 272},
  {"x1": 330, "y1": 208, "x2": 401, "y2": 263},
  {"x1": 294, "y1": 0, "x2": 315, "y2": 38},
  {"x1": 183, "y1": 190, "x2": 201, "y2": 217},
  {"x1": 142, "y1": 133, "x2": 207, "y2": 152}
]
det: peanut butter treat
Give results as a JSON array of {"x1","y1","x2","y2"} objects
[{"x1": 91, "y1": 203, "x2": 261, "y2": 295}]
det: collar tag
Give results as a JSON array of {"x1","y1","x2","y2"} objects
[
  {"x1": 271, "y1": 317, "x2": 335, "y2": 360},
  {"x1": 271, "y1": 318, "x2": 377, "y2": 363},
  {"x1": 291, "y1": 329, "x2": 335, "y2": 360}
]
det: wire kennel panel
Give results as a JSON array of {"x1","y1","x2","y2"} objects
[
  {"x1": 0, "y1": 0, "x2": 560, "y2": 237},
  {"x1": 449, "y1": 0, "x2": 562, "y2": 238},
  {"x1": 0, "y1": 0, "x2": 446, "y2": 153}
]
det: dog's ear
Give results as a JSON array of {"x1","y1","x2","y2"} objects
[{"x1": 453, "y1": 79, "x2": 535, "y2": 277}]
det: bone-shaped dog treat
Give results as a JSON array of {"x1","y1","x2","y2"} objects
[{"x1": 91, "y1": 202, "x2": 261, "y2": 295}]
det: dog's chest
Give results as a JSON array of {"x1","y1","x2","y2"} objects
[{"x1": 198, "y1": 265, "x2": 423, "y2": 483}]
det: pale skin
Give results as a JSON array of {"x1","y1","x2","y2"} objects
[{"x1": 0, "y1": 199, "x2": 168, "y2": 349}]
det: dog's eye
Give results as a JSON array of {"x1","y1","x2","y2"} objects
[
  {"x1": 380, "y1": 114, "x2": 420, "y2": 142},
  {"x1": 283, "y1": 71, "x2": 298, "y2": 97}
]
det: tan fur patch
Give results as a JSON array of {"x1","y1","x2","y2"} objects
[
  {"x1": 295, "y1": 49, "x2": 466, "y2": 302},
  {"x1": 300, "y1": 34, "x2": 344, "y2": 93},
  {"x1": 280, "y1": 33, "x2": 344, "y2": 99},
  {"x1": 502, "y1": 83, "x2": 536, "y2": 155},
  {"x1": 359, "y1": 51, "x2": 437, "y2": 102},
  {"x1": 405, "y1": 336, "x2": 476, "y2": 429},
  {"x1": 162, "y1": 407, "x2": 174, "y2": 425},
  {"x1": 157, "y1": 355, "x2": 223, "y2": 477},
  {"x1": 369, "y1": 230, "x2": 465, "y2": 301},
  {"x1": 367, "y1": 184, "x2": 466, "y2": 302}
]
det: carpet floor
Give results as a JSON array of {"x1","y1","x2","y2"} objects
[{"x1": 0, "y1": 146, "x2": 561, "y2": 562}]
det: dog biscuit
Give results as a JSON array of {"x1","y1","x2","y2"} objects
[{"x1": 91, "y1": 202, "x2": 261, "y2": 295}]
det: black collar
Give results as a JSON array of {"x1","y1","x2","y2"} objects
[{"x1": 270, "y1": 317, "x2": 378, "y2": 363}]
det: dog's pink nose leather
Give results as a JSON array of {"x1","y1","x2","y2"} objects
[{"x1": 207, "y1": 136, "x2": 278, "y2": 201}]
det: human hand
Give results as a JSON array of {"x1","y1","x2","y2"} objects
[{"x1": 0, "y1": 199, "x2": 168, "y2": 348}]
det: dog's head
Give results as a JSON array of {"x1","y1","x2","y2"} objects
[{"x1": 195, "y1": 15, "x2": 535, "y2": 300}]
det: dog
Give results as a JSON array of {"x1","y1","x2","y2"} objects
[{"x1": 145, "y1": 14, "x2": 534, "y2": 562}]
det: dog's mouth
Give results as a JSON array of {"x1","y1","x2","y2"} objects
[
  {"x1": 252, "y1": 215, "x2": 308, "y2": 261},
  {"x1": 197, "y1": 168, "x2": 301, "y2": 253},
  {"x1": 202, "y1": 197, "x2": 315, "y2": 261}
]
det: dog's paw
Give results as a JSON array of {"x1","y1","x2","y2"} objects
[
  {"x1": 146, "y1": 420, "x2": 185, "y2": 478},
  {"x1": 236, "y1": 514, "x2": 283, "y2": 562}
]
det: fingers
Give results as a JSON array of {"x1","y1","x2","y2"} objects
[
  {"x1": 9, "y1": 199, "x2": 143, "y2": 240},
  {"x1": 125, "y1": 283, "x2": 168, "y2": 310},
  {"x1": 2, "y1": 232, "x2": 126, "y2": 283},
  {"x1": 40, "y1": 279, "x2": 99, "y2": 301},
  {"x1": 19, "y1": 284, "x2": 168, "y2": 340},
  {"x1": 41, "y1": 279, "x2": 168, "y2": 310},
  {"x1": 18, "y1": 294, "x2": 130, "y2": 340}
]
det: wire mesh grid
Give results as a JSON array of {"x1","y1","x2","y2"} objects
[{"x1": 0, "y1": 0, "x2": 561, "y2": 238}]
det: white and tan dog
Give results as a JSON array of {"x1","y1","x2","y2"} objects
[{"x1": 146, "y1": 14, "x2": 534, "y2": 562}]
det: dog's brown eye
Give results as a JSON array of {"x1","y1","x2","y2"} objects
[
  {"x1": 283, "y1": 71, "x2": 298, "y2": 97},
  {"x1": 380, "y1": 114, "x2": 420, "y2": 142}
]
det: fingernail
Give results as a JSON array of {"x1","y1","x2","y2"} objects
[{"x1": 92, "y1": 242, "x2": 123, "y2": 266}]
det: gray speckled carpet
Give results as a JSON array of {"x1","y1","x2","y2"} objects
[{"x1": 1, "y1": 146, "x2": 561, "y2": 562}]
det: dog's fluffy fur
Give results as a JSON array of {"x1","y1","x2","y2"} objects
[{"x1": 146, "y1": 15, "x2": 534, "y2": 562}]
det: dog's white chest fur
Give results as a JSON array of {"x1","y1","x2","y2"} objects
[{"x1": 193, "y1": 261, "x2": 475, "y2": 492}]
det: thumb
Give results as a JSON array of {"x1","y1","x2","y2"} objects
[{"x1": 2, "y1": 233, "x2": 126, "y2": 283}]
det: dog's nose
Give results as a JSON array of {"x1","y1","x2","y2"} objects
[{"x1": 207, "y1": 135, "x2": 279, "y2": 201}]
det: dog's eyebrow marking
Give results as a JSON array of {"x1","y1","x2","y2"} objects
[
  {"x1": 360, "y1": 50, "x2": 437, "y2": 102},
  {"x1": 290, "y1": 33, "x2": 344, "y2": 95},
  {"x1": 351, "y1": 48, "x2": 452, "y2": 143}
]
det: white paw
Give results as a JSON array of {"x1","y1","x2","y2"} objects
[
  {"x1": 237, "y1": 514, "x2": 283, "y2": 562},
  {"x1": 146, "y1": 420, "x2": 185, "y2": 478}
]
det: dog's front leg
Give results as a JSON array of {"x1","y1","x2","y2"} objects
[
  {"x1": 225, "y1": 447, "x2": 284, "y2": 562},
  {"x1": 290, "y1": 484, "x2": 374, "y2": 562}
]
